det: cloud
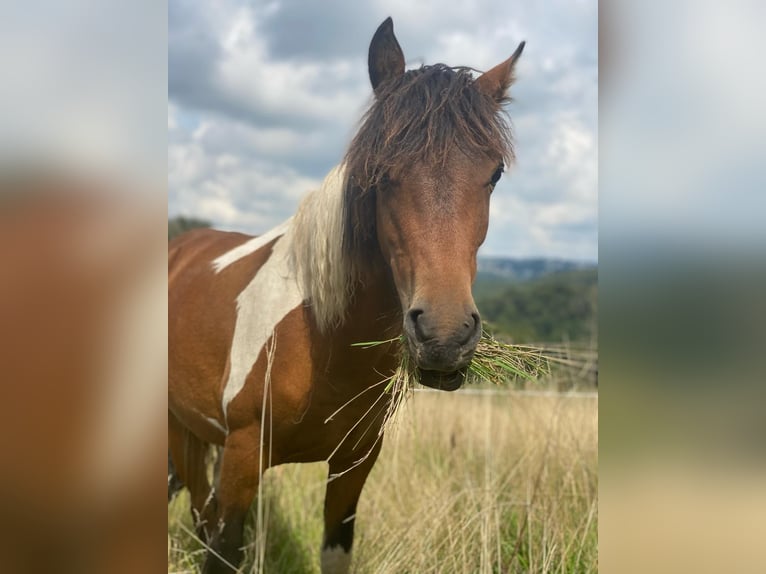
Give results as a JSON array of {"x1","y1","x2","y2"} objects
[
  {"x1": 169, "y1": 0, "x2": 371, "y2": 129},
  {"x1": 169, "y1": 114, "x2": 323, "y2": 230},
  {"x1": 168, "y1": 0, "x2": 598, "y2": 260}
]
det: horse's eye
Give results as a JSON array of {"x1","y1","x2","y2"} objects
[{"x1": 489, "y1": 164, "x2": 504, "y2": 190}]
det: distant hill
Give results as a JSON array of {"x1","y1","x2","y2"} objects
[
  {"x1": 477, "y1": 257, "x2": 596, "y2": 282},
  {"x1": 168, "y1": 216, "x2": 211, "y2": 240},
  {"x1": 474, "y1": 262, "x2": 597, "y2": 344}
]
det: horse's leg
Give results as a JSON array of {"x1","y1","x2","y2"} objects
[
  {"x1": 321, "y1": 439, "x2": 383, "y2": 574},
  {"x1": 202, "y1": 426, "x2": 261, "y2": 574},
  {"x1": 168, "y1": 450, "x2": 184, "y2": 501},
  {"x1": 168, "y1": 411, "x2": 216, "y2": 541}
]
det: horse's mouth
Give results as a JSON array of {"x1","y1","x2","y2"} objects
[{"x1": 417, "y1": 368, "x2": 466, "y2": 392}]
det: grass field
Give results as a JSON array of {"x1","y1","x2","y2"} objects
[{"x1": 168, "y1": 390, "x2": 598, "y2": 573}]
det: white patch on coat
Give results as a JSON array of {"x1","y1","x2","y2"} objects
[
  {"x1": 216, "y1": 165, "x2": 359, "y2": 419},
  {"x1": 211, "y1": 218, "x2": 292, "y2": 273},
  {"x1": 321, "y1": 545, "x2": 352, "y2": 574},
  {"x1": 220, "y1": 225, "x2": 304, "y2": 421}
]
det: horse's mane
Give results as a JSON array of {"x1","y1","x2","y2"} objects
[
  {"x1": 289, "y1": 165, "x2": 357, "y2": 333},
  {"x1": 290, "y1": 65, "x2": 514, "y2": 332},
  {"x1": 346, "y1": 64, "x2": 514, "y2": 187}
]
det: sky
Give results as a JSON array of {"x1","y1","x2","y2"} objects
[
  {"x1": 168, "y1": 0, "x2": 598, "y2": 261},
  {"x1": 1, "y1": 1, "x2": 166, "y2": 183}
]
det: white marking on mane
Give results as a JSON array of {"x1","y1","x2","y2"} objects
[
  {"x1": 289, "y1": 164, "x2": 357, "y2": 332},
  {"x1": 211, "y1": 218, "x2": 292, "y2": 273}
]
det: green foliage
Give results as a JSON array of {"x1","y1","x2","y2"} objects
[
  {"x1": 168, "y1": 216, "x2": 211, "y2": 241},
  {"x1": 475, "y1": 268, "x2": 598, "y2": 344}
]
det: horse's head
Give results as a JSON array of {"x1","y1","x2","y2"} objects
[{"x1": 344, "y1": 18, "x2": 523, "y2": 391}]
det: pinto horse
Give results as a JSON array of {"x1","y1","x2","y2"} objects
[{"x1": 169, "y1": 17, "x2": 524, "y2": 574}]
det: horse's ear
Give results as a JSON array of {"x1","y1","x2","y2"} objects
[
  {"x1": 368, "y1": 17, "x2": 405, "y2": 93},
  {"x1": 475, "y1": 41, "x2": 525, "y2": 102}
]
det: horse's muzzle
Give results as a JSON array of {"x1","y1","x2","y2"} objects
[
  {"x1": 417, "y1": 367, "x2": 467, "y2": 391},
  {"x1": 403, "y1": 306, "x2": 481, "y2": 391}
]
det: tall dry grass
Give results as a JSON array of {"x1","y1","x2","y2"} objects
[{"x1": 168, "y1": 391, "x2": 597, "y2": 573}]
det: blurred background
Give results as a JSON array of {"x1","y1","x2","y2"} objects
[
  {"x1": 600, "y1": 0, "x2": 766, "y2": 572},
  {"x1": 1, "y1": 1, "x2": 166, "y2": 572}
]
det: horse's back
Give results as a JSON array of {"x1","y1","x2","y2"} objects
[{"x1": 169, "y1": 228, "x2": 250, "y2": 282}]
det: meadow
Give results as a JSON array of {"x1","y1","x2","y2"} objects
[{"x1": 168, "y1": 389, "x2": 597, "y2": 573}]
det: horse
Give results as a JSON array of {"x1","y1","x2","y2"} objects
[{"x1": 168, "y1": 17, "x2": 524, "y2": 574}]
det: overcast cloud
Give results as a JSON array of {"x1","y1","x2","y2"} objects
[{"x1": 168, "y1": 0, "x2": 597, "y2": 260}]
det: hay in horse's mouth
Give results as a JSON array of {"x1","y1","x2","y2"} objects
[
  {"x1": 345, "y1": 333, "x2": 551, "y2": 445},
  {"x1": 352, "y1": 332, "x2": 550, "y2": 393}
]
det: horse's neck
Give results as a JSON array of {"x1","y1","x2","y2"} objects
[
  {"x1": 320, "y1": 260, "x2": 402, "y2": 363},
  {"x1": 309, "y1": 266, "x2": 400, "y2": 405}
]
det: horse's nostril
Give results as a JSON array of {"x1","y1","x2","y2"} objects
[
  {"x1": 457, "y1": 312, "x2": 480, "y2": 344},
  {"x1": 408, "y1": 308, "x2": 424, "y2": 323},
  {"x1": 405, "y1": 308, "x2": 429, "y2": 342},
  {"x1": 406, "y1": 307, "x2": 480, "y2": 346}
]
